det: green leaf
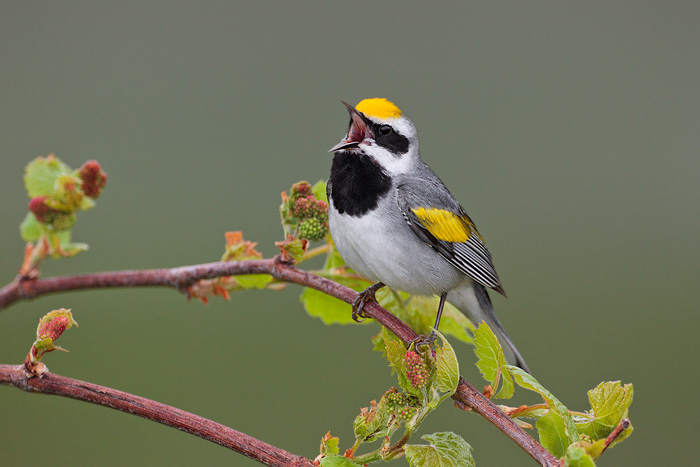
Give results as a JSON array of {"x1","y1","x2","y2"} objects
[
  {"x1": 509, "y1": 366, "x2": 579, "y2": 446},
  {"x1": 301, "y1": 287, "x2": 358, "y2": 325},
  {"x1": 24, "y1": 155, "x2": 72, "y2": 198},
  {"x1": 312, "y1": 179, "x2": 328, "y2": 204},
  {"x1": 324, "y1": 243, "x2": 346, "y2": 269},
  {"x1": 235, "y1": 274, "x2": 272, "y2": 289},
  {"x1": 382, "y1": 329, "x2": 418, "y2": 396},
  {"x1": 280, "y1": 237, "x2": 306, "y2": 262},
  {"x1": 320, "y1": 455, "x2": 363, "y2": 467},
  {"x1": 434, "y1": 330, "x2": 459, "y2": 394},
  {"x1": 406, "y1": 296, "x2": 473, "y2": 344},
  {"x1": 404, "y1": 432, "x2": 474, "y2": 467},
  {"x1": 537, "y1": 410, "x2": 572, "y2": 458},
  {"x1": 79, "y1": 196, "x2": 96, "y2": 211},
  {"x1": 564, "y1": 444, "x2": 597, "y2": 467},
  {"x1": 320, "y1": 432, "x2": 340, "y2": 456},
  {"x1": 473, "y1": 322, "x2": 514, "y2": 399},
  {"x1": 375, "y1": 287, "x2": 405, "y2": 316},
  {"x1": 301, "y1": 244, "x2": 374, "y2": 325},
  {"x1": 353, "y1": 401, "x2": 388, "y2": 443},
  {"x1": 20, "y1": 212, "x2": 42, "y2": 241},
  {"x1": 576, "y1": 381, "x2": 633, "y2": 443}
]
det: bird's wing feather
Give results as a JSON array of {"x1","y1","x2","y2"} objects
[{"x1": 397, "y1": 185, "x2": 504, "y2": 294}]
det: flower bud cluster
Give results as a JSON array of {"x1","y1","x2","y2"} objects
[
  {"x1": 405, "y1": 350, "x2": 430, "y2": 389},
  {"x1": 78, "y1": 160, "x2": 107, "y2": 198},
  {"x1": 281, "y1": 181, "x2": 329, "y2": 241},
  {"x1": 382, "y1": 387, "x2": 420, "y2": 422}
]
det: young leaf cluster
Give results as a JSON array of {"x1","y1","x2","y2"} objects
[
  {"x1": 19, "y1": 155, "x2": 107, "y2": 274},
  {"x1": 473, "y1": 322, "x2": 634, "y2": 465},
  {"x1": 319, "y1": 329, "x2": 473, "y2": 466}
]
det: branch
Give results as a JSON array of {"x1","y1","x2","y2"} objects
[
  {"x1": 453, "y1": 380, "x2": 559, "y2": 466},
  {"x1": 0, "y1": 364, "x2": 314, "y2": 467},
  {"x1": 0, "y1": 257, "x2": 558, "y2": 465},
  {"x1": 601, "y1": 418, "x2": 630, "y2": 456}
]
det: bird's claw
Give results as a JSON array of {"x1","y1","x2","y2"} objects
[
  {"x1": 351, "y1": 282, "x2": 384, "y2": 322},
  {"x1": 408, "y1": 331, "x2": 438, "y2": 350}
]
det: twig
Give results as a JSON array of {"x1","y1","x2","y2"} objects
[
  {"x1": 601, "y1": 418, "x2": 630, "y2": 456},
  {"x1": 0, "y1": 257, "x2": 557, "y2": 465},
  {"x1": 0, "y1": 364, "x2": 314, "y2": 467},
  {"x1": 453, "y1": 379, "x2": 560, "y2": 467}
]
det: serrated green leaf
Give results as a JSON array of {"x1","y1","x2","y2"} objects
[
  {"x1": 281, "y1": 237, "x2": 306, "y2": 262},
  {"x1": 383, "y1": 328, "x2": 405, "y2": 369},
  {"x1": 537, "y1": 410, "x2": 571, "y2": 458},
  {"x1": 312, "y1": 179, "x2": 328, "y2": 204},
  {"x1": 509, "y1": 366, "x2": 579, "y2": 446},
  {"x1": 320, "y1": 455, "x2": 363, "y2": 467},
  {"x1": 20, "y1": 212, "x2": 42, "y2": 241},
  {"x1": 473, "y1": 322, "x2": 514, "y2": 398},
  {"x1": 353, "y1": 402, "x2": 388, "y2": 443},
  {"x1": 321, "y1": 434, "x2": 340, "y2": 456},
  {"x1": 382, "y1": 329, "x2": 418, "y2": 396},
  {"x1": 577, "y1": 382, "x2": 633, "y2": 443},
  {"x1": 473, "y1": 322, "x2": 503, "y2": 381},
  {"x1": 301, "y1": 287, "x2": 358, "y2": 325},
  {"x1": 565, "y1": 444, "x2": 597, "y2": 467},
  {"x1": 434, "y1": 330, "x2": 459, "y2": 394},
  {"x1": 24, "y1": 155, "x2": 72, "y2": 197},
  {"x1": 404, "y1": 432, "x2": 474, "y2": 467}
]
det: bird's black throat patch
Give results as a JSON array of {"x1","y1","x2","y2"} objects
[{"x1": 329, "y1": 152, "x2": 391, "y2": 217}]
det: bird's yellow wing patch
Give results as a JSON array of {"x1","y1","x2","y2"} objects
[
  {"x1": 356, "y1": 98, "x2": 402, "y2": 120},
  {"x1": 411, "y1": 207, "x2": 479, "y2": 243}
]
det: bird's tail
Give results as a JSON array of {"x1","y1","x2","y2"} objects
[{"x1": 447, "y1": 281, "x2": 530, "y2": 373}]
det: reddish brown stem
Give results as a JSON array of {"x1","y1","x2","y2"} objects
[
  {"x1": 601, "y1": 418, "x2": 630, "y2": 456},
  {"x1": 0, "y1": 257, "x2": 558, "y2": 465},
  {"x1": 453, "y1": 379, "x2": 560, "y2": 467},
  {"x1": 0, "y1": 364, "x2": 313, "y2": 467}
]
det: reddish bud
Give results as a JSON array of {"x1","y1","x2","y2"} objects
[
  {"x1": 78, "y1": 160, "x2": 107, "y2": 198},
  {"x1": 28, "y1": 196, "x2": 54, "y2": 223},
  {"x1": 290, "y1": 181, "x2": 313, "y2": 199},
  {"x1": 37, "y1": 308, "x2": 78, "y2": 341}
]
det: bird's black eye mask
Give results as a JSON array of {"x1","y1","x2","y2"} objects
[
  {"x1": 370, "y1": 122, "x2": 409, "y2": 156},
  {"x1": 345, "y1": 113, "x2": 410, "y2": 156}
]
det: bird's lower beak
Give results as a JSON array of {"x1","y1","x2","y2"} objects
[{"x1": 329, "y1": 101, "x2": 372, "y2": 152}]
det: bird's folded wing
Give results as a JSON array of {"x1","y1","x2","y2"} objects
[{"x1": 398, "y1": 190, "x2": 504, "y2": 294}]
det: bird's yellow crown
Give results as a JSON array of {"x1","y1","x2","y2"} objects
[{"x1": 356, "y1": 98, "x2": 402, "y2": 120}]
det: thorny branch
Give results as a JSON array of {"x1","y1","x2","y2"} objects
[{"x1": 0, "y1": 257, "x2": 559, "y2": 466}]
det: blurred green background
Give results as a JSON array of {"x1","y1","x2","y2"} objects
[{"x1": 1, "y1": 2, "x2": 698, "y2": 465}]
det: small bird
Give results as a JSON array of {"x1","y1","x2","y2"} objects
[{"x1": 327, "y1": 98, "x2": 529, "y2": 372}]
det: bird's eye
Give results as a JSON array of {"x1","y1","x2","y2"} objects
[{"x1": 379, "y1": 125, "x2": 392, "y2": 136}]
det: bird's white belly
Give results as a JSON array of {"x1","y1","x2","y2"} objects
[{"x1": 329, "y1": 206, "x2": 464, "y2": 295}]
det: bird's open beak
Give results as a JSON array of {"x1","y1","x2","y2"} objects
[{"x1": 328, "y1": 101, "x2": 372, "y2": 152}]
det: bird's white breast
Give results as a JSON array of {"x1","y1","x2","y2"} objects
[{"x1": 328, "y1": 194, "x2": 464, "y2": 295}]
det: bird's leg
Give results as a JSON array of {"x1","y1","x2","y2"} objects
[
  {"x1": 352, "y1": 282, "x2": 385, "y2": 322},
  {"x1": 409, "y1": 291, "x2": 448, "y2": 349}
]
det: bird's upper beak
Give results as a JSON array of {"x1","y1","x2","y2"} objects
[{"x1": 328, "y1": 101, "x2": 372, "y2": 152}]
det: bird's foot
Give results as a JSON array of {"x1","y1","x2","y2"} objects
[
  {"x1": 408, "y1": 331, "x2": 438, "y2": 350},
  {"x1": 351, "y1": 282, "x2": 385, "y2": 322}
]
